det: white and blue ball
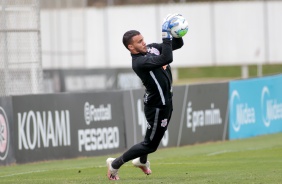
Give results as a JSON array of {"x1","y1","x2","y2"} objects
[{"x1": 170, "y1": 15, "x2": 189, "y2": 38}]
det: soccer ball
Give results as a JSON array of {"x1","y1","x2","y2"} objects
[{"x1": 170, "y1": 15, "x2": 189, "y2": 38}]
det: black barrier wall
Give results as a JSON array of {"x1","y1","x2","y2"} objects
[
  {"x1": 2, "y1": 81, "x2": 229, "y2": 164},
  {"x1": 177, "y1": 83, "x2": 229, "y2": 146},
  {"x1": 43, "y1": 69, "x2": 63, "y2": 93},
  {"x1": 0, "y1": 97, "x2": 15, "y2": 166},
  {"x1": 123, "y1": 83, "x2": 229, "y2": 149},
  {"x1": 43, "y1": 68, "x2": 143, "y2": 93},
  {"x1": 12, "y1": 92, "x2": 126, "y2": 163}
]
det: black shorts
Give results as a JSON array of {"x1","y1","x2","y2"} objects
[{"x1": 143, "y1": 101, "x2": 173, "y2": 148}]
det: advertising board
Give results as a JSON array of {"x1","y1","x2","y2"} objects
[
  {"x1": 229, "y1": 74, "x2": 282, "y2": 139},
  {"x1": 12, "y1": 91, "x2": 126, "y2": 163},
  {"x1": 177, "y1": 83, "x2": 229, "y2": 146}
]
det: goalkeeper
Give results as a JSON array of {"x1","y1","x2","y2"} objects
[{"x1": 106, "y1": 14, "x2": 184, "y2": 180}]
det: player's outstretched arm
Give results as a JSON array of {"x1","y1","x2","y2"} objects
[
  {"x1": 172, "y1": 37, "x2": 184, "y2": 50},
  {"x1": 162, "y1": 17, "x2": 179, "y2": 40}
]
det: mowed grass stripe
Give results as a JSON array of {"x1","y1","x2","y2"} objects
[{"x1": 0, "y1": 133, "x2": 281, "y2": 184}]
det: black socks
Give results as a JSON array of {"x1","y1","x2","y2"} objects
[
  {"x1": 139, "y1": 156, "x2": 148, "y2": 164},
  {"x1": 111, "y1": 156, "x2": 125, "y2": 169}
]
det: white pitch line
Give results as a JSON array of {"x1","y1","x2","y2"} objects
[
  {"x1": 0, "y1": 165, "x2": 108, "y2": 178},
  {"x1": 206, "y1": 147, "x2": 271, "y2": 156},
  {"x1": 207, "y1": 150, "x2": 231, "y2": 156},
  {"x1": 0, "y1": 170, "x2": 48, "y2": 178}
]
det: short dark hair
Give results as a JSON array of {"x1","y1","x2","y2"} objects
[{"x1": 122, "y1": 30, "x2": 140, "y2": 50}]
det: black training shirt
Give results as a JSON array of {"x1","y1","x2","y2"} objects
[{"x1": 131, "y1": 38, "x2": 183, "y2": 107}]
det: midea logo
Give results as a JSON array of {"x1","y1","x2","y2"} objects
[
  {"x1": 261, "y1": 86, "x2": 282, "y2": 127},
  {"x1": 230, "y1": 90, "x2": 256, "y2": 132},
  {"x1": 0, "y1": 107, "x2": 9, "y2": 161}
]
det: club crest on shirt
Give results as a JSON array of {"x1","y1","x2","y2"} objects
[
  {"x1": 147, "y1": 122, "x2": 151, "y2": 129},
  {"x1": 161, "y1": 119, "x2": 168, "y2": 127},
  {"x1": 147, "y1": 47, "x2": 160, "y2": 55}
]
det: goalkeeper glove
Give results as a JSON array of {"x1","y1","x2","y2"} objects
[
  {"x1": 162, "y1": 17, "x2": 179, "y2": 39},
  {"x1": 162, "y1": 18, "x2": 179, "y2": 39}
]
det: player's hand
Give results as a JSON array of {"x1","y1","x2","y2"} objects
[{"x1": 162, "y1": 17, "x2": 179, "y2": 39}]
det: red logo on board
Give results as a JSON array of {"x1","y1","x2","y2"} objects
[{"x1": 0, "y1": 107, "x2": 9, "y2": 161}]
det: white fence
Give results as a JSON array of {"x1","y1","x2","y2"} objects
[
  {"x1": 41, "y1": 1, "x2": 282, "y2": 69},
  {"x1": 0, "y1": 0, "x2": 43, "y2": 96}
]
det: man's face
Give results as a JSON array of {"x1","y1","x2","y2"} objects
[{"x1": 129, "y1": 34, "x2": 147, "y2": 54}]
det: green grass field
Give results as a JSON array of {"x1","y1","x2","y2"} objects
[
  {"x1": 1, "y1": 133, "x2": 281, "y2": 184},
  {"x1": 175, "y1": 64, "x2": 282, "y2": 85},
  {"x1": 178, "y1": 64, "x2": 282, "y2": 79}
]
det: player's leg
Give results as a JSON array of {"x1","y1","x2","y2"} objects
[
  {"x1": 132, "y1": 103, "x2": 173, "y2": 174},
  {"x1": 110, "y1": 106, "x2": 160, "y2": 173},
  {"x1": 106, "y1": 157, "x2": 120, "y2": 180},
  {"x1": 108, "y1": 103, "x2": 172, "y2": 177}
]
